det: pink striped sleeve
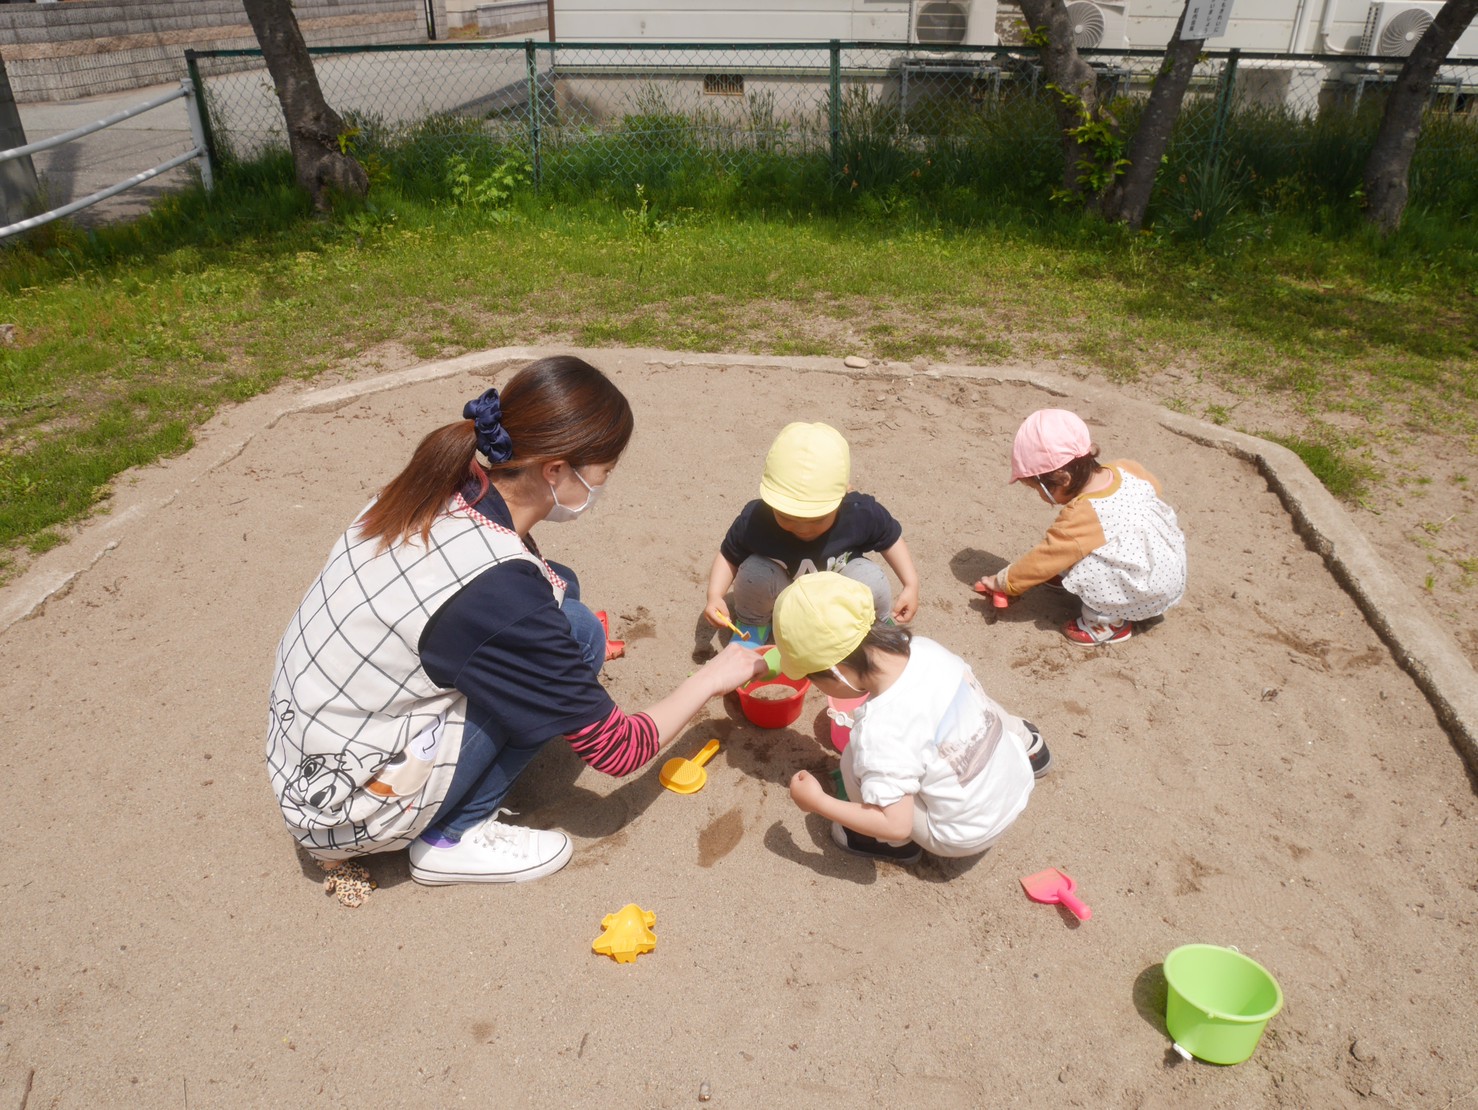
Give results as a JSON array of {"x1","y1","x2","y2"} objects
[{"x1": 566, "y1": 707, "x2": 660, "y2": 776}]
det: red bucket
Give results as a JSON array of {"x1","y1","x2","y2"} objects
[{"x1": 737, "y1": 674, "x2": 811, "y2": 729}]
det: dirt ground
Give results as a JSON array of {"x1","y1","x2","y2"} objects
[
  {"x1": 1111, "y1": 361, "x2": 1478, "y2": 674},
  {"x1": 2, "y1": 350, "x2": 1475, "y2": 1109}
]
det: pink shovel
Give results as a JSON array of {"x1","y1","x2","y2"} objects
[
  {"x1": 973, "y1": 581, "x2": 1010, "y2": 608},
  {"x1": 1021, "y1": 867, "x2": 1092, "y2": 921}
]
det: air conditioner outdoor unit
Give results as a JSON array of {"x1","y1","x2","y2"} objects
[
  {"x1": 1359, "y1": 2, "x2": 1440, "y2": 56},
  {"x1": 1238, "y1": 60, "x2": 1329, "y2": 120},
  {"x1": 913, "y1": 0, "x2": 997, "y2": 46},
  {"x1": 1066, "y1": 1, "x2": 1129, "y2": 50}
]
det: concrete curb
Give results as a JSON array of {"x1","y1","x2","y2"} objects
[{"x1": 3, "y1": 345, "x2": 1473, "y2": 773}]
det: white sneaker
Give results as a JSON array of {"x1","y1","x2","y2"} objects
[{"x1": 408, "y1": 811, "x2": 572, "y2": 885}]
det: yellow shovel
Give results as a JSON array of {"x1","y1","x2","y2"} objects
[{"x1": 659, "y1": 739, "x2": 720, "y2": 794}]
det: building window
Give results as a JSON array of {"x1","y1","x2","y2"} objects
[{"x1": 703, "y1": 74, "x2": 745, "y2": 97}]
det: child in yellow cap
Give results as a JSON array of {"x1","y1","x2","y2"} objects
[
  {"x1": 703, "y1": 421, "x2": 920, "y2": 649},
  {"x1": 774, "y1": 572, "x2": 1046, "y2": 864}
]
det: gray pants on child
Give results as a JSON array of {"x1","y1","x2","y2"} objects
[{"x1": 732, "y1": 555, "x2": 892, "y2": 626}]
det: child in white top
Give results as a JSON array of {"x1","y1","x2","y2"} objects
[
  {"x1": 774, "y1": 573, "x2": 1046, "y2": 863},
  {"x1": 976, "y1": 408, "x2": 1187, "y2": 646}
]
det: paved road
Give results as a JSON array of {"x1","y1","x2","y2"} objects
[
  {"x1": 16, "y1": 82, "x2": 199, "y2": 226},
  {"x1": 10, "y1": 34, "x2": 540, "y2": 229}
]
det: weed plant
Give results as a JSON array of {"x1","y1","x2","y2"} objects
[{"x1": 1266, "y1": 432, "x2": 1376, "y2": 502}]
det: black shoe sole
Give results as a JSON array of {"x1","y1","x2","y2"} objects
[
  {"x1": 832, "y1": 823, "x2": 922, "y2": 864},
  {"x1": 1023, "y1": 720, "x2": 1053, "y2": 778}
]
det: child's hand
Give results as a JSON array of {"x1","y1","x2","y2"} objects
[
  {"x1": 703, "y1": 599, "x2": 732, "y2": 630},
  {"x1": 974, "y1": 574, "x2": 999, "y2": 595},
  {"x1": 789, "y1": 769, "x2": 828, "y2": 813},
  {"x1": 892, "y1": 583, "x2": 919, "y2": 623}
]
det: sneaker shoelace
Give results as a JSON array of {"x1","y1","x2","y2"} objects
[{"x1": 468, "y1": 808, "x2": 535, "y2": 859}]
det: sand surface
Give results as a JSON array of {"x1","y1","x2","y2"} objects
[{"x1": 2, "y1": 350, "x2": 1475, "y2": 1109}]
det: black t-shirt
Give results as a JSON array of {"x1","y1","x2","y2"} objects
[
  {"x1": 719, "y1": 492, "x2": 903, "y2": 578},
  {"x1": 418, "y1": 486, "x2": 614, "y2": 743}
]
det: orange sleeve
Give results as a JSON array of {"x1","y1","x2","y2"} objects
[{"x1": 999, "y1": 499, "x2": 1106, "y2": 596}]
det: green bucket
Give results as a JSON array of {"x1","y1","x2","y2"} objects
[{"x1": 1163, "y1": 944, "x2": 1284, "y2": 1065}]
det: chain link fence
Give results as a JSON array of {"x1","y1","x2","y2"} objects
[{"x1": 186, "y1": 41, "x2": 1478, "y2": 216}]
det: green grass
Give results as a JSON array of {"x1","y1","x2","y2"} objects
[
  {"x1": 1265, "y1": 433, "x2": 1377, "y2": 502},
  {"x1": 0, "y1": 152, "x2": 1475, "y2": 559}
]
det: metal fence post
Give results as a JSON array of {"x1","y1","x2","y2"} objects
[
  {"x1": 183, "y1": 49, "x2": 220, "y2": 179},
  {"x1": 829, "y1": 39, "x2": 841, "y2": 176},
  {"x1": 179, "y1": 77, "x2": 214, "y2": 192},
  {"x1": 525, "y1": 38, "x2": 542, "y2": 192},
  {"x1": 1208, "y1": 47, "x2": 1239, "y2": 168}
]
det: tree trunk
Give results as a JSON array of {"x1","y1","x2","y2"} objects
[
  {"x1": 1018, "y1": 0, "x2": 1102, "y2": 197},
  {"x1": 1098, "y1": 2, "x2": 1203, "y2": 228},
  {"x1": 0, "y1": 50, "x2": 42, "y2": 226},
  {"x1": 241, "y1": 0, "x2": 368, "y2": 210},
  {"x1": 1363, "y1": 0, "x2": 1478, "y2": 234}
]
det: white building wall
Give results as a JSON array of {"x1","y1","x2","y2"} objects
[
  {"x1": 554, "y1": 0, "x2": 910, "y2": 42},
  {"x1": 552, "y1": 1, "x2": 998, "y2": 44},
  {"x1": 1107, "y1": 0, "x2": 1475, "y2": 58},
  {"x1": 552, "y1": 1, "x2": 1477, "y2": 60},
  {"x1": 1123, "y1": 0, "x2": 1364, "y2": 53}
]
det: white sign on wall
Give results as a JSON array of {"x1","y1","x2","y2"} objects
[{"x1": 1182, "y1": 0, "x2": 1236, "y2": 41}]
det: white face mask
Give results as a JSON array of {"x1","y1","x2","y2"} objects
[{"x1": 545, "y1": 467, "x2": 603, "y2": 523}]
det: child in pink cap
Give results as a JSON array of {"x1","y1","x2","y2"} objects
[{"x1": 975, "y1": 409, "x2": 1186, "y2": 645}]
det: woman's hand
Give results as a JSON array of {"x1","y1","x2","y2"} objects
[
  {"x1": 789, "y1": 769, "x2": 827, "y2": 813},
  {"x1": 698, "y1": 641, "x2": 769, "y2": 696},
  {"x1": 640, "y1": 645, "x2": 768, "y2": 747},
  {"x1": 974, "y1": 574, "x2": 999, "y2": 595}
]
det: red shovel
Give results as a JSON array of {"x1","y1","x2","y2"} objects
[
  {"x1": 595, "y1": 610, "x2": 625, "y2": 660},
  {"x1": 1021, "y1": 867, "x2": 1092, "y2": 921}
]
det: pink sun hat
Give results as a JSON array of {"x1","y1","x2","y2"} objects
[{"x1": 1009, "y1": 409, "x2": 1093, "y2": 483}]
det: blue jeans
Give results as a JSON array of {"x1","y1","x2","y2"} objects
[
  {"x1": 548, "y1": 561, "x2": 606, "y2": 677},
  {"x1": 424, "y1": 561, "x2": 604, "y2": 842}
]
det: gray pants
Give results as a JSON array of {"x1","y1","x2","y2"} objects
[{"x1": 732, "y1": 555, "x2": 892, "y2": 626}]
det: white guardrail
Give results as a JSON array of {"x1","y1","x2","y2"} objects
[{"x1": 0, "y1": 78, "x2": 213, "y2": 241}]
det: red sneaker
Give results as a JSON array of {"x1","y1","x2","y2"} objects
[{"x1": 1063, "y1": 617, "x2": 1133, "y2": 646}]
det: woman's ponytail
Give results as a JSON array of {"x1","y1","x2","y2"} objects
[{"x1": 355, "y1": 421, "x2": 480, "y2": 548}]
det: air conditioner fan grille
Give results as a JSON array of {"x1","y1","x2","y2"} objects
[
  {"x1": 917, "y1": 1, "x2": 968, "y2": 46},
  {"x1": 1379, "y1": 8, "x2": 1433, "y2": 55},
  {"x1": 1067, "y1": 1, "x2": 1106, "y2": 49}
]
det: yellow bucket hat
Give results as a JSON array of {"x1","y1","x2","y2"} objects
[
  {"x1": 772, "y1": 572, "x2": 875, "y2": 679},
  {"x1": 759, "y1": 422, "x2": 850, "y2": 517}
]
